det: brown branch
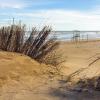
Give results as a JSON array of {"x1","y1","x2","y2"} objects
[{"x1": 88, "y1": 57, "x2": 100, "y2": 66}]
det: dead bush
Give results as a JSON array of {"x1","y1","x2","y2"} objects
[{"x1": 0, "y1": 24, "x2": 59, "y2": 63}]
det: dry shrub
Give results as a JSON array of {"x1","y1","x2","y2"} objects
[
  {"x1": 40, "y1": 50, "x2": 65, "y2": 70},
  {"x1": 0, "y1": 24, "x2": 59, "y2": 62},
  {"x1": 76, "y1": 78, "x2": 96, "y2": 89},
  {"x1": 0, "y1": 25, "x2": 25, "y2": 52},
  {"x1": 75, "y1": 77, "x2": 100, "y2": 91}
]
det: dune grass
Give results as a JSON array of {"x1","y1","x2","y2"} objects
[{"x1": 0, "y1": 24, "x2": 59, "y2": 62}]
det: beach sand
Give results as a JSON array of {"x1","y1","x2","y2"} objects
[
  {"x1": 58, "y1": 40, "x2": 100, "y2": 80},
  {"x1": 0, "y1": 40, "x2": 100, "y2": 100}
]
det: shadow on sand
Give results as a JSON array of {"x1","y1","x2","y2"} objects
[{"x1": 48, "y1": 79, "x2": 100, "y2": 100}]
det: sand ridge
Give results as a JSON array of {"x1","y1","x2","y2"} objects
[{"x1": 0, "y1": 41, "x2": 100, "y2": 99}]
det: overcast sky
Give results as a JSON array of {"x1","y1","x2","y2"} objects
[{"x1": 0, "y1": 0, "x2": 100, "y2": 30}]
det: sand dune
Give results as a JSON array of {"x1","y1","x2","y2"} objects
[
  {"x1": 0, "y1": 51, "x2": 59, "y2": 100},
  {"x1": 0, "y1": 40, "x2": 100, "y2": 99}
]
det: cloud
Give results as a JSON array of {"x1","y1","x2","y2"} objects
[
  {"x1": 0, "y1": 0, "x2": 59, "y2": 9},
  {"x1": 7, "y1": 9, "x2": 100, "y2": 30},
  {"x1": 0, "y1": 0, "x2": 27, "y2": 9},
  {"x1": 0, "y1": 9, "x2": 100, "y2": 30}
]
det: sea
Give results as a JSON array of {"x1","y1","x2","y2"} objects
[
  {"x1": 50, "y1": 31, "x2": 100, "y2": 41},
  {"x1": 25, "y1": 31, "x2": 100, "y2": 41}
]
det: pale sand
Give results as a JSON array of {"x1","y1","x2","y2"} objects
[
  {"x1": 58, "y1": 41, "x2": 100, "y2": 80},
  {"x1": 0, "y1": 40, "x2": 100, "y2": 99},
  {"x1": 0, "y1": 51, "x2": 60, "y2": 100}
]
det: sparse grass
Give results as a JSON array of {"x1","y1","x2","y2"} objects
[
  {"x1": 72, "y1": 76, "x2": 100, "y2": 92},
  {"x1": 40, "y1": 50, "x2": 65, "y2": 67},
  {"x1": 0, "y1": 24, "x2": 59, "y2": 63}
]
